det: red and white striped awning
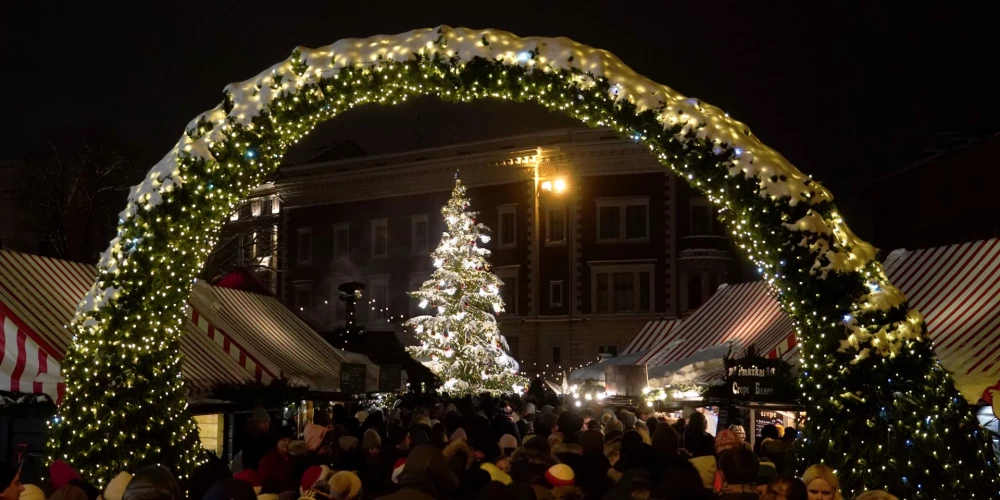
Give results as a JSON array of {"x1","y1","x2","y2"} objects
[
  {"x1": 187, "y1": 282, "x2": 379, "y2": 393},
  {"x1": 637, "y1": 281, "x2": 795, "y2": 367},
  {"x1": 880, "y1": 239, "x2": 1000, "y2": 402},
  {"x1": 637, "y1": 238, "x2": 1000, "y2": 403},
  {"x1": 622, "y1": 319, "x2": 680, "y2": 355},
  {"x1": 0, "y1": 250, "x2": 255, "y2": 401}
]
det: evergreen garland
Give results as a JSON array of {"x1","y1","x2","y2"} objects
[{"x1": 51, "y1": 27, "x2": 998, "y2": 497}]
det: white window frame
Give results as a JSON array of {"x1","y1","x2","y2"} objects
[
  {"x1": 549, "y1": 280, "x2": 564, "y2": 307},
  {"x1": 296, "y1": 227, "x2": 313, "y2": 264},
  {"x1": 494, "y1": 265, "x2": 520, "y2": 316},
  {"x1": 598, "y1": 344, "x2": 620, "y2": 357},
  {"x1": 545, "y1": 205, "x2": 567, "y2": 245},
  {"x1": 589, "y1": 260, "x2": 656, "y2": 314},
  {"x1": 411, "y1": 214, "x2": 429, "y2": 254},
  {"x1": 367, "y1": 274, "x2": 391, "y2": 324},
  {"x1": 596, "y1": 197, "x2": 650, "y2": 243},
  {"x1": 333, "y1": 222, "x2": 350, "y2": 260},
  {"x1": 371, "y1": 218, "x2": 388, "y2": 258},
  {"x1": 293, "y1": 282, "x2": 313, "y2": 313},
  {"x1": 497, "y1": 204, "x2": 517, "y2": 249}
]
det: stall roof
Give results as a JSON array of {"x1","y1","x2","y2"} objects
[
  {"x1": 636, "y1": 238, "x2": 1000, "y2": 403},
  {"x1": 637, "y1": 281, "x2": 795, "y2": 368},
  {"x1": 187, "y1": 281, "x2": 379, "y2": 393},
  {"x1": 622, "y1": 319, "x2": 680, "y2": 355},
  {"x1": 0, "y1": 250, "x2": 253, "y2": 402}
]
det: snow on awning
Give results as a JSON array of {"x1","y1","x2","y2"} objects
[
  {"x1": 622, "y1": 319, "x2": 680, "y2": 355},
  {"x1": 0, "y1": 250, "x2": 253, "y2": 400},
  {"x1": 187, "y1": 281, "x2": 379, "y2": 393},
  {"x1": 637, "y1": 282, "x2": 794, "y2": 368}
]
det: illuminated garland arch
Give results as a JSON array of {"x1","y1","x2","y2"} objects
[{"x1": 53, "y1": 26, "x2": 997, "y2": 497}]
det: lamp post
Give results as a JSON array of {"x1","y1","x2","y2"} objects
[{"x1": 531, "y1": 148, "x2": 572, "y2": 376}]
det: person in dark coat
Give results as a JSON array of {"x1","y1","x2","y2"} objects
[
  {"x1": 375, "y1": 445, "x2": 458, "y2": 500},
  {"x1": 508, "y1": 444, "x2": 559, "y2": 487},
  {"x1": 682, "y1": 413, "x2": 715, "y2": 458},
  {"x1": 189, "y1": 455, "x2": 233, "y2": 500},
  {"x1": 575, "y1": 431, "x2": 614, "y2": 500},
  {"x1": 557, "y1": 412, "x2": 584, "y2": 444},
  {"x1": 240, "y1": 408, "x2": 274, "y2": 472},
  {"x1": 656, "y1": 458, "x2": 712, "y2": 500}
]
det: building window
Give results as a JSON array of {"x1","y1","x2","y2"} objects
[
  {"x1": 552, "y1": 346, "x2": 562, "y2": 365},
  {"x1": 546, "y1": 207, "x2": 566, "y2": 244},
  {"x1": 371, "y1": 219, "x2": 388, "y2": 258},
  {"x1": 495, "y1": 267, "x2": 520, "y2": 316},
  {"x1": 294, "y1": 283, "x2": 313, "y2": 313},
  {"x1": 596, "y1": 198, "x2": 649, "y2": 242},
  {"x1": 261, "y1": 197, "x2": 274, "y2": 216},
  {"x1": 254, "y1": 226, "x2": 274, "y2": 260},
  {"x1": 412, "y1": 214, "x2": 429, "y2": 254},
  {"x1": 497, "y1": 205, "x2": 517, "y2": 248},
  {"x1": 598, "y1": 345, "x2": 619, "y2": 357},
  {"x1": 238, "y1": 203, "x2": 252, "y2": 220},
  {"x1": 506, "y1": 336, "x2": 519, "y2": 358},
  {"x1": 549, "y1": 281, "x2": 563, "y2": 307},
  {"x1": 333, "y1": 223, "x2": 350, "y2": 259},
  {"x1": 296, "y1": 228, "x2": 313, "y2": 264},
  {"x1": 691, "y1": 200, "x2": 713, "y2": 236},
  {"x1": 687, "y1": 273, "x2": 704, "y2": 310},
  {"x1": 368, "y1": 276, "x2": 390, "y2": 323},
  {"x1": 590, "y1": 261, "x2": 655, "y2": 314}
]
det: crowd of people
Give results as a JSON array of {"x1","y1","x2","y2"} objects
[{"x1": 0, "y1": 394, "x2": 903, "y2": 500}]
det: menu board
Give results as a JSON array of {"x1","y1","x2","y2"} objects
[
  {"x1": 378, "y1": 365, "x2": 402, "y2": 392},
  {"x1": 754, "y1": 409, "x2": 784, "y2": 437},
  {"x1": 340, "y1": 363, "x2": 367, "y2": 394}
]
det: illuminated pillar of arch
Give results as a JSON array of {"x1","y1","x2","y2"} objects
[{"x1": 54, "y1": 26, "x2": 997, "y2": 497}]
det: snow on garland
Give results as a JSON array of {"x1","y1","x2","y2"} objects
[{"x1": 56, "y1": 26, "x2": 998, "y2": 497}]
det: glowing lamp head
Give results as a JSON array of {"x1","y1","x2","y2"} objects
[
  {"x1": 554, "y1": 178, "x2": 567, "y2": 193},
  {"x1": 541, "y1": 180, "x2": 553, "y2": 192}
]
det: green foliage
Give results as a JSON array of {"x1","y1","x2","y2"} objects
[{"x1": 53, "y1": 33, "x2": 999, "y2": 498}]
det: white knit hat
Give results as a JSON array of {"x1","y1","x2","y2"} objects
[{"x1": 103, "y1": 472, "x2": 132, "y2": 500}]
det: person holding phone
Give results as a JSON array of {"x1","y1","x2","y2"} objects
[{"x1": 0, "y1": 465, "x2": 23, "y2": 500}]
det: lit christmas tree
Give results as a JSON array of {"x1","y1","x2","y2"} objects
[{"x1": 406, "y1": 177, "x2": 526, "y2": 395}]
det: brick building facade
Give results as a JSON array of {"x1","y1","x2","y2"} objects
[{"x1": 236, "y1": 128, "x2": 744, "y2": 376}]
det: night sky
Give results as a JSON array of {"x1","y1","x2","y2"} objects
[{"x1": 2, "y1": 1, "x2": 996, "y2": 242}]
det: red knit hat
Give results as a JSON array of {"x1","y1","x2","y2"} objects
[
  {"x1": 50, "y1": 460, "x2": 82, "y2": 491},
  {"x1": 301, "y1": 466, "x2": 326, "y2": 493},
  {"x1": 714, "y1": 429, "x2": 743, "y2": 455},
  {"x1": 545, "y1": 464, "x2": 575, "y2": 487}
]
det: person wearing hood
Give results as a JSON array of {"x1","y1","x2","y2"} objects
[
  {"x1": 508, "y1": 440, "x2": 559, "y2": 487},
  {"x1": 359, "y1": 429, "x2": 384, "y2": 500},
  {"x1": 574, "y1": 430, "x2": 613, "y2": 500},
  {"x1": 241, "y1": 408, "x2": 274, "y2": 472},
  {"x1": 682, "y1": 412, "x2": 714, "y2": 459},
  {"x1": 601, "y1": 469, "x2": 652, "y2": 500},
  {"x1": 121, "y1": 466, "x2": 182, "y2": 500},
  {"x1": 716, "y1": 448, "x2": 759, "y2": 500},
  {"x1": 656, "y1": 458, "x2": 712, "y2": 500},
  {"x1": 258, "y1": 428, "x2": 295, "y2": 491},
  {"x1": 375, "y1": 445, "x2": 458, "y2": 500},
  {"x1": 557, "y1": 412, "x2": 584, "y2": 444}
]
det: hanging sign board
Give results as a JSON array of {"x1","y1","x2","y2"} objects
[
  {"x1": 340, "y1": 363, "x2": 367, "y2": 394},
  {"x1": 379, "y1": 365, "x2": 402, "y2": 392},
  {"x1": 719, "y1": 347, "x2": 796, "y2": 403}
]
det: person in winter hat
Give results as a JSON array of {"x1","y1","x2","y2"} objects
[
  {"x1": 101, "y1": 473, "x2": 132, "y2": 500},
  {"x1": 233, "y1": 470, "x2": 263, "y2": 495},
  {"x1": 683, "y1": 412, "x2": 715, "y2": 458},
  {"x1": 121, "y1": 466, "x2": 182, "y2": 500},
  {"x1": 716, "y1": 447, "x2": 759, "y2": 500},
  {"x1": 19, "y1": 484, "x2": 43, "y2": 500},
  {"x1": 328, "y1": 472, "x2": 361, "y2": 500},
  {"x1": 508, "y1": 442, "x2": 559, "y2": 487},
  {"x1": 728, "y1": 419, "x2": 747, "y2": 442},
  {"x1": 498, "y1": 434, "x2": 518, "y2": 456},
  {"x1": 616, "y1": 411, "x2": 636, "y2": 431},
  {"x1": 375, "y1": 445, "x2": 458, "y2": 500},
  {"x1": 49, "y1": 461, "x2": 82, "y2": 492}
]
